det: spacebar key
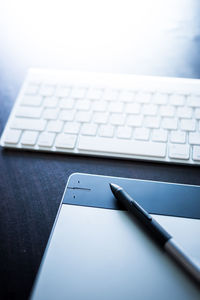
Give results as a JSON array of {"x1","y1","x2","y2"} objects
[{"x1": 78, "y1": 136, "x2": 166, "y2": 157}]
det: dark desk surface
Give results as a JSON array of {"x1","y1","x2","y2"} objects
[{"x1": 0, "y1": 1, "x2": 200, "y2": 299}]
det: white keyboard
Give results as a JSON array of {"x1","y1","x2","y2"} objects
[{"x1": 1, "y1": 69, "x2": 200, "y2": 165}]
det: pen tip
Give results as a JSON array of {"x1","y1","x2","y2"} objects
[{"x1": 109, "y1": 183, "x2": 121, "y2": 193}]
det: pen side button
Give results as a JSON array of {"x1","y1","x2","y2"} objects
[{"x1": 130, "y1": 201, "x2": 152, "y2": 221}]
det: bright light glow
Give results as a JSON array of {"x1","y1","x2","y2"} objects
[{"x1": 0, "y1": 0, "x2": 198, "y2": 74}]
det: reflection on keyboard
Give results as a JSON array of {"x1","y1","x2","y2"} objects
[{"x1": 1, "y1": 69, "x2": 200, "y2": 165}]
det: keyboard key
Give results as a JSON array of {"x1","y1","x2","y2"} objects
[
  {"x1": 20, "y1": 95, "x2": 43, "y2": 106},
  {"x1": 78, "y1": 136, "x2": 166, "y2": 157},
  {"x1": 193, "y1": 146, "x2": 200, "y2": 161},
  {"x1": 127, "y1": 115, "x2": 143, "y2": 127},
  {"x1": 60, "y1": 98, "x2": 74, "y2": 109},
  {"x1": 136, "y1": 92, "x2": 151, "y2": 103},
  {"x1": 11, "y1": 118, "x2": 46, "y2": 131},
  {"x1": 59, "y1": 109, "x2": 75, "y2": 121},
  {"x1": 117, "y1": 126, "x2": 132, "y2": 139},
  {"x1": 21, "y1": 130, "x2": 38, "y2": 145},
  {"x1": 195, "y1": 108, "x2": 200, "y2": 119},
  {"x1": 3, "y1": 129, "x2": 21, "y2": 144},
  {"x1": 93, "y1": 112, "x2": 109, "y2": 124},
  {"x1": 76, "y1": 100, "x2": 91, "y2": 111},
  {"x1": 180, "y1": 119, "x2": 196, "y2": 131},
  {"x1": 144, "y1": 116, "x2": 160, "y2": 128},
  {"x1": 55, "y1": 86, "x2": 70, "y2": 98},
  {"x1": 162, "y1": 117, "x2": 178, "y2": 130},
  {"x1": 38, "y1": 132, "x2": 55, "y2": 147},
  {"x1": 43, "y1": 108, "x2": 59, "y2": 120},
  {"x1": 108, "y1": 102, "x2": 124, "y2": 113},
  {"x1": 189, "y1": 132, "x2": 200, "y2": 145},
  {"x1": 75, "y1": 111, "x2": 91, "y2": 123},
  {"x1": 110, "y1": 113, "x2": 125, "y2": 125},
  {"x1": 170, "y1": 131, "x2": 186, "y2": 144},
  {"x1": 87, "y1": 88, "x2": 103, "y2": 100},
  {"x1": 81, "y1": 124, "x2": 97, "y2": 136},
  {"x1": 47, "y1": 120, "x2": 63, "y2": 133},
  {"x1": 134, "y1": 128, "x2": 150, "y2": 141},
  {"x1": 104, "y1": 89, "x2": 118, "y2": 101},
  {"x1": 124, "y1": 103, "x2": 140, "y2": 114},
  {"x1": 187, "y1": 95, "x2": 200, "y2": 107},
  {"x1": 169, "y1": 144, "x2": 189, "y2": 160},
  {"x1": 99, "y1": 125, "x2": 114, "y2": 137},
  {"x1": 119, "y1": 91, "x2": 134, "y2": 102},
  {"x1": 92, "y1": 100, "x2": 107, "y2": 112},
  {"x1": 16, "y1": 106, "x2": 42, "y2": 118},
  {"x1": 71, "y1": 87, "x2": 87, "y2": 99},
  {"x1": 152, "y1": 93, "x2": 168, "y2": 104},
  {"x1": 55, "y1": 133, "x2": 77, "y2": 149},
  {"x1": 152, "y1": 129, "x2": 167, "y2": 142},
  {"x1": 169, "y1": 95, "x2": 185, "y2": 106},
  {"x1": 142, "y1": 104, "x2": 157, "y2": 116},
  {"x1": 40, "y1": 84, "x2": 55, "y2": 96},
  {"x1": 43, "y1": 97, "x2": 58, "y2": 108},
  {"x1": 160, "y1": 105, "x2": 175, "y2": 117},
  {"x1": 25, "y1": 83, "x2": 39, "y2": 95},
  {"x1": 64, "y1": 122, "x2": 80, "y2": 134},
  {"x1": 177, "y1": 106, "x2": 192, "y2": 119}
]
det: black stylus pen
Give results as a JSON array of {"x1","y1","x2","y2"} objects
[{"x1": 110, "y1": 183, "x2": 200, "y2": 283}]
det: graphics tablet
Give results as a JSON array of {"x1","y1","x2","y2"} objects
[{"x1": 30, "y1": 173, "x2": 200, "y2": 300}]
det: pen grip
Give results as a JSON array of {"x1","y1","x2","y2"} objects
[
  {"x1": 145, "y1": 218, "x2": 171, "y2": 247},
  {"x1": 117, "y1": 189, "x2": 171, "y2": 247}
]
